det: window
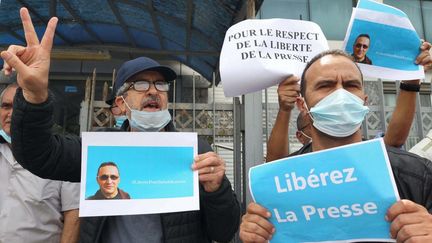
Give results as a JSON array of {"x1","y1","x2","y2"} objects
[
  {"x1": 384, "y1": 93, "x2": 397, "y2": 107},
  {"x1": 420, "y1": 93, "x2": 432, "y2": 107},
  {"x1": 259, "y1": 0, "x2": 308, "y2": 20},
  {"x1": 422, "y1": 1, "x2": 432, "y2": 41},
  {"x1": 259, "y1": 0, "x2": 353, "y2": 40},
  {"x1": 309, "y1": 0, "x2": 353, "y2": 40}
]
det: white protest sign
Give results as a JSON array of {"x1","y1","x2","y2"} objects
[
  {"x1": 220, "y1": 19, "x2": 329, "y2": 97},
  {"x1": 79, "y1": 132, "x2": 199, "y2": 217}
]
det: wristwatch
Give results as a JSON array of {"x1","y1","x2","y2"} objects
[{"x1": 400, "y1": 82, "x2": 420, "y2": 92}]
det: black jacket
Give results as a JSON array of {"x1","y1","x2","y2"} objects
[
  {"x1": 292, "y1": 142, "x2": 432, "y2": 212},
  {"x1": 11, "y1": 88, "x2": 240, "y2": 243}
]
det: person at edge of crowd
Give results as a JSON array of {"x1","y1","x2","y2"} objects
[
  {"x1": 87, "y1": 161, "x2": 131, "y2": 200},
  {"x1": 2, "y1": 8, "x2": 240, "y2": 243},
  {"x1": 295, "y1": 110, "x2": 312, "y2": 146},
  {"x1": 240, "y1": 48, "x2": 432, "y2": 243},
  {"x1": 0, "y1": 80, "x2": 80, "y2": 243},
  {"x1": 266, "y1": 41, "x2": 431, "y2": 162},
  {"x1": 352, "y1": 33, "x2": 373, "y2": 65}
]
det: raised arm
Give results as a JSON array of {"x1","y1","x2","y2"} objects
[
  {"x1": 2, "y1": 8, "x2": 82, "y2": 182},
  {"x1": 1, "y1": 8, "x2": 56, "y2": 104},
  {"x1": 266, "y1": 76, "x2": 300, "y2": 162},
  {"x1": 384, "y1": 41, "x2": 431, "y2": 147}
]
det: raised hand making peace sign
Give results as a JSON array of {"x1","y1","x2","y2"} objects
[{"x1": 1, "y1": 7, "x2": 58, "y2": 104}]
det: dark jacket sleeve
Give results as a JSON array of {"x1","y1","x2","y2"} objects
[
  {"x1": 387, "y1": 146, "x2": 432, "y2": 213},
  {"x1": 11, "y1": 88, "x2": 82, "y2": 182},
  {"x1": 197, "y1": 138, "x2": 241, "y2": 242}
]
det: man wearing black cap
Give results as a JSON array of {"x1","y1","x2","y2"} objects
[{"x1": 2, "y1": 8, "x2": 240, "y2": 243}]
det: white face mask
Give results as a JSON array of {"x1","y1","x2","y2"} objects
[
  {"x1": 305, "y1": 89, "x2": 369, "y2": 137},
  {"x1": 121, "y1": 96, "x2": 171, "y2": 132}
]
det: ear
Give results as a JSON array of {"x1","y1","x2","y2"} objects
[
  {"x1": 296, "y1": 131, "x2": 302, "y2": 141},
  {"x1": 364, "y1": 94, "x2": 368, "y2": 106},
  {"x1": 115, "y1": 96, "x2": 127, "y2": 114},
  {"x1": 296, "y1": 96, "x2": 306, "y2": 112}
]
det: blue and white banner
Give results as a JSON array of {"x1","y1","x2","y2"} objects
[
  {"x1": 249, "y1": 139, "x2": 399, "y2": 242},
  {"x1": 342, "y1": 0, "x2": 424, "y2": 80},
  {"x1": 79, "y1": 132, "x2": 198, "y2": 217}
]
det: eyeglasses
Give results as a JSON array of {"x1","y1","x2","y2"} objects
[
  {"x1": 98, "y1": 174, "x2": 119, "y2": 180},
  {"x1": 128, "y1": 80, "x2": 170, "y2": 92},
  {"x1": 355, "y1": 43, "x2": 369, "y2": 49}
]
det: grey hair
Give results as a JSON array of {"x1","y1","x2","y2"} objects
[
  {"x1": 0, "y1": 83, "x2": 19, "y2": 105},
  {"x1": 0, "y1": 70, "x2": 19, "y2": 105},
  {"x1": 116, "y1": 82, "x2": 131, "y2": 97}
]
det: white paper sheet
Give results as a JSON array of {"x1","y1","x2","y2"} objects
[
  {"x1": 220, "y1": 18, "x2": 329, "y2": 97},
  {"x1": 79, "y1": 132, "x2": 199, "y2": 217}
]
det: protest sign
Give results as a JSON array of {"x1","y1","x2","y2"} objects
[
  {"x1": 220, "y1": 18, "x2": 329, "y2": 97},
  {"x1": 249, "y1": 139, "x2": 399, "y2": 242},
  {"x1": 79, "y1": 132, "x2": 198, "y2": 217},
  {"x1": 409, "y1": 129, "x2": 432, "y2": 161},
  {"x1": 342, "y1": 0, "x2": 424, "y2": 80}
]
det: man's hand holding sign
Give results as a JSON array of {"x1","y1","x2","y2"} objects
[
  {"x1": 192, "y1": 151, "x2": 226, "y2": 193},
  {"x1": 243, "y1": 197, "x2": 432, "y2": 242},
  {"x1": 387, "y1": 200, "x2": 432, "y2": 243},
  {"x1": 277, "y1": 76, "x2": 301, "y2": 113},
  {"x1": 265, "y1": 76, "x2": 301, "y2": 162}
]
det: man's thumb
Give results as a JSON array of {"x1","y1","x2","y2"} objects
[{"x1": 1, "y1": 51, "x2": 27, "y2": 74}]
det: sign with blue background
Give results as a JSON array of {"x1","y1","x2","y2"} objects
[
  {"x1": 85, "y1": 146, "x2": 194, "y2": 199},
  {"x1": 79, "y1": 132, "x2": 198, "y2": 217},
  {"x1": 342, "y1": 0, "x2": 423, "y2": 80},
  {"x1": 345, "y1": 19, "x2": 420, "y2": 71},
  {"x1": 249, "y1": 139, "x2": 399, "y2": 242}
]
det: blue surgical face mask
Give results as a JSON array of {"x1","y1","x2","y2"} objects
[
  {"x1": 121, "y1": 96, "x2": 171, "y2": 132},
  {"x1": 306, "y1": 88, "x2": 369, "y2": 137},
  {"x1": 0, "y1": 129, "x2": 11, "y2": 144},
  {"x1": 114, "y1": 115, "x2": 127, "y2": 128}
]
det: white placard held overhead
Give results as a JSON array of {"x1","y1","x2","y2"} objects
[{"x1": 220, "y1": 18, "x2": 329, "y2": 97}]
